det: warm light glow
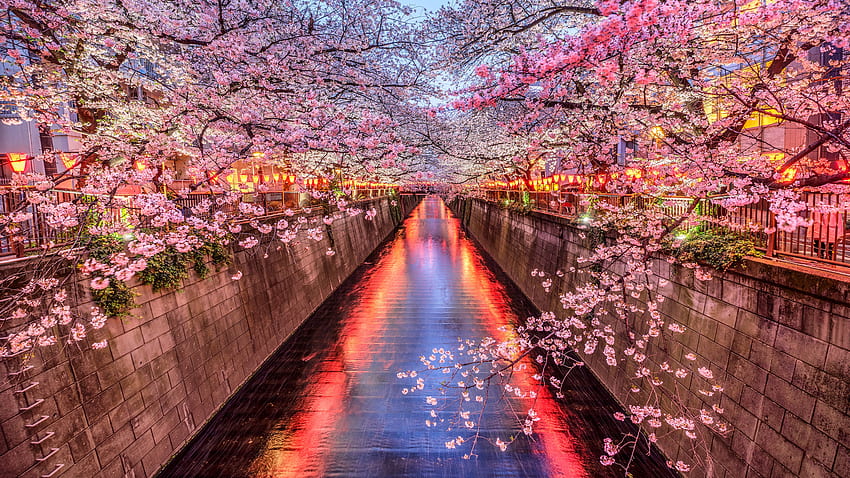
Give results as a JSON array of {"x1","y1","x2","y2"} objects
[
  {"x1": 8, "y1": 153, "x2": 28, "y2": 173},
  {"x1": 624, "y1": 168, "x2": 642, "y2": 179},
  {"x1": 649, "y1": 126, "x2": 665, "y2": 140},
  {"x1": 762, "y1": 151, "x2": 785, "y2": 163},
  {"x1": 59, "y1": 152, "x2": 78, "y2": 170},
  {"x1": 778, "y1": 167, "x2": 797, "y2": 184}
]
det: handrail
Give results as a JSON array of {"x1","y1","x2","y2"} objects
[
  {"x1": 1, "y1": 188, "x2": 397, "y2": 260},
  {"x1": 478, "y1": 190, "x2": 850, "y2": 269}
]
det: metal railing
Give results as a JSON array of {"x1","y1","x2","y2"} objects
[
  {"x1": 482, "y1": 189, "x2": 850, "y2": 268},
  {"x1": 1, "y1": 188, "x2": 397, "y2": 259}
]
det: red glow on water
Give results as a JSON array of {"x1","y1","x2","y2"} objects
[
  {"x1": 445, "y1": 202, "x2": 591, "y2": 478},
  {"x1": 247, "y1": 197, "x2": 598, "y2": 477}
]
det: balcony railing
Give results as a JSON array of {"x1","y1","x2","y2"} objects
[
  {"x1": 0, "y1": 187, "x2": 398, "y2": 260},
  {"x1": 481, "y1": 189, "x2": 850, "y2": 269}
]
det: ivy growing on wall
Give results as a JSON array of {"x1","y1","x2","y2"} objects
[
  {"x1": 666, "y1": 229, "x2": 764, "y2": 271},
  {"x1": 86, "y1": 235, "x2": 137, "y2": 316},
  {"x1": 85, "y1": 234, "x2": 233, "y2": 316},
  {"x1": 137, "y1": 241, "x2": 233, "y2": 292},
  {"x1": 90, "y1": 282, "x2": 136, "y2": 317}
]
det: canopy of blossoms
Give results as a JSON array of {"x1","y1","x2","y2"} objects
[{"x1": 1, "y1": 0, "x2": 848, "y2": 475}]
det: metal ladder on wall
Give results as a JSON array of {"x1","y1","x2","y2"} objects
[{"x1": 8, "y1": 356, "x2": 64, "y2": 477}]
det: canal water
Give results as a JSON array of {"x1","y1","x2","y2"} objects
[{"x1": 160, "y1": 196, "x2": 674, "y2": 477}]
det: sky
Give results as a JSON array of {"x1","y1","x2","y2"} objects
[{"x1": 404, "y1": 0, "x2": 451, "y2": 12}]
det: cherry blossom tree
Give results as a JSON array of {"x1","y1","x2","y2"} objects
[
  {"x1": 2, "y1": 0, "x2": 849, "y2": 474},
  {"x1": 402, "y1": 0, "x2": 849, "y2": 474},
  {"x1": 0, "y1": 0, "x2": 429, "y2": 357}
]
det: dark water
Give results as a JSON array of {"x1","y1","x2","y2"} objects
[{"x1": 159, "y1": 196, "x2": 674, "y2": 478}]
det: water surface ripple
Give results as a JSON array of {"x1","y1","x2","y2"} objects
[{"x1": 160, "y1": 196, "x2": 674, "y2": 477}]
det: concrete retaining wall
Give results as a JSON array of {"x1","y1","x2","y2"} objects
[
  {"x1": 0, "y1": 194, "x2": 421, "y2": 478},
  {"x1": 452, "y1": 197, "x2": 849, "y2": 478}
]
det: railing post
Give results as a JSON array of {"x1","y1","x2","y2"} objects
[{"x1": 765, "y1": 211, "x2": 777, "y2": 258}]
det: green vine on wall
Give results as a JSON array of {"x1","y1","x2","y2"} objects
[
  {"x1": 85, "y1": 234, "x2": 233, "y2": 316},
  {"x1": 666, "y1": 229, "x2": 764, "y2": 271},
  {"x1": 137, "y1": 247, "x2": 191, "y2": 292},
  {"x1": 86, "y1": 235, "x2": 137, "y2": 316},
  {"x1": 91, "y1": 282, "x2": 137, "y2": 317},
  {"x1": 138, "y1": 241, "x2": 233, "y2": 292}
]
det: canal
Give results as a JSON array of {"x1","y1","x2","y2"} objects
[{"x1": 159, "y1": 196, "x2": 674, "y2": 477}]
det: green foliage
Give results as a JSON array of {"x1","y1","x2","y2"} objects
[
  {"x1": 85, "y1": 235, "x2": 136, "y2": 316},
  {"x1": 188, "y1": 249, "x2": 210, "y2": 279},
  {"x1": 137, "y1": 240, "x2": 233, "y2": 292},
  {"x1": 83, "y1": 230, "x2": 232, "y2": 318},
  {"x1": 499, "y1": 192, "x2": 533, "y2": 214},
  {"x1": 84, "y1": 231, "x2": 233, "y2": 314},
  {"x1": 137, "y1": 247, "x2": 190, "y2": 292},
  {"x1": 189, "y1": 241, "x2": 232, "y2": 279},
  {"x1": 87, "y1": 234, "x2": 123, "y2": 260},
  {"x1": 586, "y1": 224, "x2": 607, "y2": 249},
  {"x1": 668, "y1": 229, "x2": 764, "y2": 271},
  {"x1": 521, "y1": 191, "x2": 531, "y2": 209},
  {"x1": 91, "y1": 281, "x2": 136, "y2": 317},
  {"x1": 204, "y1": 241, "x2": 233, "y2": 268}
]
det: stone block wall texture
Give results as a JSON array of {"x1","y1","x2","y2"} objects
[
  {"x1": 0, "y1": 194, "x2": 421, "y2": 478},
  {"x1": 452, "y1": 197, "x2": 849, "y2": 478}
]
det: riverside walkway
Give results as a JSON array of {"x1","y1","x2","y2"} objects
[{"x1": 159, "y1": 196, "x2": 673, "y2": 477}]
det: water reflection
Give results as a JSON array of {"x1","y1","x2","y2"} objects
[{"x1": 160, "y1": 196, "x2": 673, "y2": 477}]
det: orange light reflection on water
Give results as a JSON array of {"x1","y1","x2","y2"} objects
[
  {"x1": 447, "y1": 204, "x2": 591, "y2": 478},
  {"x1": 250, "y1": 222, "x2": 410, "y2": 477},
  {"x1": 248, "y1": 197, "x2": 594, "y2": 477}
]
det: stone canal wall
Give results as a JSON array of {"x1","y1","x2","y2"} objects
[
  {"x1": 451, "y1": 197, "x2": 849, "y2": 478},
  {"x1": 0, "y1": 194, "x2": 421, "y2": 478}
]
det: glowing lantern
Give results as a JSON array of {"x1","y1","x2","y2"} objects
[
  {"x1": 273, "y1": 172, "x2": 280, "y2": 182},
  {"x1": 59, "y1": 152, "x2": 78, "y2": 170},
  {"x1": 625, "y1": 168, "x2": 642, "y2": 179},
  {"x1": 240, "y1": 171, "x2": 249, "y2": 183},
  {"x1": 288, "y1": 175, "x2": 296, "y2": 183},
  {"x1": 8, "y1": 153, "x2": 28, "y2": 173},
  {"x1": 135, "y1": 161, "x2": 146, "y2": 171},
  {"x1": 778, "y1": 167, "x2": 797, "y2": 184}
]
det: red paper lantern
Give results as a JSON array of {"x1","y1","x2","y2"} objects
[{"x1": 8, "y1": 153, "x2": 28, "y2": 173}]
